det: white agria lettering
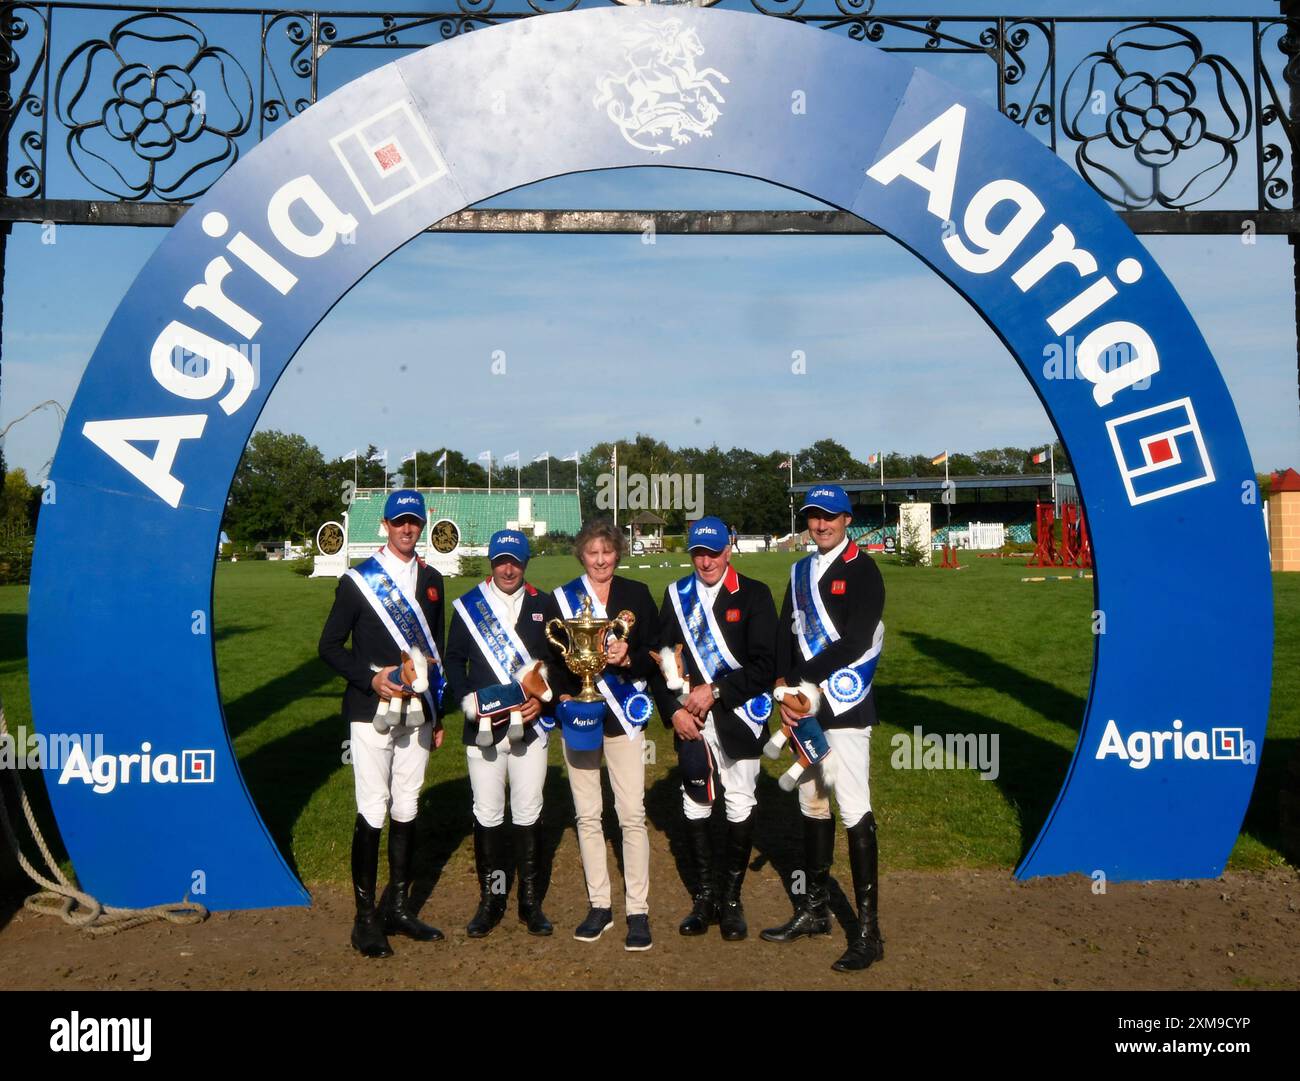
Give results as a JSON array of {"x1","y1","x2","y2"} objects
[
  {"x1": 866, "y1": 104, "x2": 1156, "y2": 409},
  {"x1": 82, "y1": 174, "x2": 359, "y2": 506}
]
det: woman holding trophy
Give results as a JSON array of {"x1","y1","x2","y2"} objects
[{"x1": 544, "y1": 519, "x2": 661, "y2": 951}]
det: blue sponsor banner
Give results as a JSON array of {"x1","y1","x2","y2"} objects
[{"x1": 29, "y1": 7, "x2": 1270, "y2": 908}]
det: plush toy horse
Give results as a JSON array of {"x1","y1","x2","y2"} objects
[
  {"x1": 767, "y1": 679, "x2": 838, "y2": 792},
  {"x1": 461, "y1": 660, "x2": 553, "y2": 748},
  {"x1": 373, "y1": 649, "x2": 430, "y2": 734},
  {"x1": 657, "y1": 644, "x2": 690, "y2": 703}
]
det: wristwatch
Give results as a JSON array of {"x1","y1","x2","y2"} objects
[{"x1": 710, "y1": 683, "x2": 721, "y2": 702}]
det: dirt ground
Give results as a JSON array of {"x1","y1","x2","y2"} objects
[{"x1": 2, "y1": 826, "x2": 1298, "y2": 991}]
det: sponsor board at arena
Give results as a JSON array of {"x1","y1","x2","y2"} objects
[
  {"x1": 28, "y1": 7, "x2": 1271, "y2": 907},
  {"x1": 1095, "y1": 720, "x2": 1254, "y2": 769},
  {"x1": 58, "y1": 742, "x2": 216, "y2": 795}
]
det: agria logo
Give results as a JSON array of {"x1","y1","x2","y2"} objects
[
  {"x1": 1095, "y1": 719, "x2": 1254, "y2": 770},
  {"x1": 58, "y1": 742, "x2": 216, "y2": 795}
]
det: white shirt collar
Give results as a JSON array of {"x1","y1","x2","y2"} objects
[
  {"x1": 696, "y1": 572, "x2": 725, "y2": 606},
  {"x1": 814, "y1": 536, "x2": 849, "y2": 579},
  {"x1": 488, "y1": 577, "x2": 526, "y2": 620}
]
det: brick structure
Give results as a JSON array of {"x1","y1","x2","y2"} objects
[{"x1": 1268, "y1": 468, "x2": 1300, "y2": 573}]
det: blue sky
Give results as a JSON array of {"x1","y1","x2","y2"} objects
[{"x1": 2, "y1": 1, "x2": 1296, "y2": 478}]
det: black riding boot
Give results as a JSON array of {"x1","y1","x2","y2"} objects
[
  {"x1": 383, "y1": 818, "x2": 443, "y2": 941},
  {"x1": 678, "y1": 818, "x2": 717, "y2": 936},
  {"x1": 760, "y1": 815, "x2": 834, "y2": 943},
  {"x1": 832, "y1": 812, "x2": 884, "y2": 972},
  {"x1": 466, "y1": 821, "x2": 508, "y2": 938},
  {"x1": 350, "y1": 814, "x2": 393, "y2": 958},
  {"x1": 718, "y1": 813, "x2": 755, "y2": 941},
  {"x1": 514, "y1": 821, "x2": 553, "y2": 936}
]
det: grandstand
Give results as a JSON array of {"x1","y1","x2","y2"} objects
[{"x1": 344, "y1": 488, "x2": 581, "y2": 560}]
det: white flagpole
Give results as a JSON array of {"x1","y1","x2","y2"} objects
[
  {"x1": 879, "y1": 453, "x2": 885, "y2": 528},
  {"x1": 547, "y1": 457, "x2": 551, "y2": 495},
  {"x1": 612, "y1": 444, "x2": 619, "y2": 529},
  {"x1": 1050, "y1": 443, "x2": 1056, "y2": 507},
  {"x1": 788, "y1": 455, "x2": 795, "y2": 537},
  {"x1": 443, "y1": 452, "x2": 447, "y2": 493}
]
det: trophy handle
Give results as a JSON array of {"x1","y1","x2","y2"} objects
[
  {"x1": 608, "y1": 611, "x2": 635, "y2": 643},
  {"x1": 545, "y1": 618, "x2": 570, "y2": 655}
]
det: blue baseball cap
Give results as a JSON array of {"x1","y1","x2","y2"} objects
[
  {"x1": 800, "y1": 485, "x2": 852, "y2": 516},
  {"x1": 383, "y1": 489, "x2": 427, "y2": 523},
  {"x1": 687, "y1": 516, "x2": 730, "y2": 553},
  {"x1": 488, "y1": 529, "x2": 530, "y2": 564}
]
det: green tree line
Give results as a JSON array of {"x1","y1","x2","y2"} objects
[{"x1": 218, "y1": 430, "x2": 1083, "y2": 544}]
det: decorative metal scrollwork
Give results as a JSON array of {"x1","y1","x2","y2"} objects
[
  {"x1": 1, "y1": 2, "x2": 49, "y2": 195},
  {"x1": 0, "y1": 4, "x2": 1294, "y2": 216},
  {"x1": 54, "y1": 12, "x2": 253, "y2": 200},
  {"x1": 1061, "y1": 21, "x2": 1252, "y2": 210}
]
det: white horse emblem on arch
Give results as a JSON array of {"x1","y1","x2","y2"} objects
[{"x1": 594, "y1": 19, "x2": 729, "y2": 154}]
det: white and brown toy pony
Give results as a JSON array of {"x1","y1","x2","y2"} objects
[
  {"x1": 371, "y1": 650, "x2": 432, "y2": 734},
  {"x1": 767, "y1": 679, "x2": 839, "y2": 793},
  {"x1": 462, "y1": 660, "x2": 553, "y2": 748},
  {"x1": 657, "y1": 644, "x2": 691, "y2": 705}
]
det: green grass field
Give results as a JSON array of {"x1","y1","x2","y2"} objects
[{"x1": 1, "y1": 553, "x2": 1296, "y2": 885}]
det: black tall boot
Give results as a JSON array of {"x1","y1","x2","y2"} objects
[
  {"x1": 514, "y1": 821, "x2": 553, "y2": 937},
  {"x1": 677, "y1": 817, "x2": 717, "y2": 936},
  {"x1": 350, "y1": 814, "x2": 393, "y2": 958},
  {"x1": 718, "y1": 812, "x2": 755, "y2": 941},
  {"x1": 760, "y1": 815, "x2": 834, "y2": 943},
  {"x1": 832, "y1": 812, "x2": 884, "y2": 972},
  {"x1": 383, "y1": 818, "x2": 443, "y2": 942},
  {"x1": 466, "y1": 821, "x2": 508, "y2": 938}
]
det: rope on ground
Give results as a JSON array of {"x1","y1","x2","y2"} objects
[{"x1": 0, "y1": 696, "x2": 208, "y2": 935}]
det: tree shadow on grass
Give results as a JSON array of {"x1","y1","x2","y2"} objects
[
  {"x1": 221, "y1": 656, "x2": 340, "y2": 741},
  {"x1": 900, "y1": 630, "x2": 1089, "y2": 734}
]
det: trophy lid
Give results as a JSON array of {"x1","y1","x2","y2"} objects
[{"x1": 567, "y1": 594, "x2": 605, "y2": 628}]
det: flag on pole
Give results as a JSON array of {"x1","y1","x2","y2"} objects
[
  {"x1": 402, "y1": 451, "x2": 416, "y2": 463},
  {"x1": 562, "y1": 452, "x2": 579, "y2": 462},
  {"x1": 341, "y1": 449, "x2": 358, "y2": 462},
  {"x1": 930, "y1": 451, "x2": 948, "y2": 466},
  {"x1": 368, "y1": 450, "x2": 387, "y2": 464},
  {"x1": 434, "y1": 450, "x2": 447, "y2": 468},
  {"x1": 532, "y1": 453, "x2": 549, "y2": 463},
  {"x1": 867, "y1": 452, "x2": 879, "y2": 467},
  {"x1": 1031, "y1": 449, "x2": 1049, "y2": 464},
  {"x1": 501, "y1": 451, "x2": 520, "y2": 466}
]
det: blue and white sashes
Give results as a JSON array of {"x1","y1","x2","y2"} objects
[
  {"x1": 347, "y1": 547, "x2": 446, "y2": 713},
  {"x1": 452, "y1": 582, "x2": 534, "y2": 684},
  {"x1": 790, "y1": 555, "x2": 884, "y2": 717},
  {"x1": 453, "y1": 581, "x2": 549, "y2": 738},
  {"x1": 556, "y1": 576, "x2": 653, "y2": 739},
  {"x1": 668, "y1": 574, "x2": 773, "y2": 737}
]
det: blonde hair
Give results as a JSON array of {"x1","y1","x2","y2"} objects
[{"x1": 573, "y1": 518, "x2": 626, "y2": 562}]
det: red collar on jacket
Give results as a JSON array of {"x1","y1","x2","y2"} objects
[
  {"x1": 841, "y1": 539, "x2": 860, "y2": 563},
  {"x1": 722, "y1": 564, "x2": 740, "y2": 594}
]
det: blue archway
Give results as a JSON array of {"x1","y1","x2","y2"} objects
[{"x1": 30, "y1": 7, "x2": 1272, "y2": 909}]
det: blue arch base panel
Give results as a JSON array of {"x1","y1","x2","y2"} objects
[{"x1": 30, "y1": 7, "x2": 1271, "y2": 909}]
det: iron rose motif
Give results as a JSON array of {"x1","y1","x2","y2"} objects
[
  {"x1": 1062, "y1": 22, "x2": 1250, "y2": 209},
  {"x1": 55, "y1": 12, "x2": 253, "y2": 200}
]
